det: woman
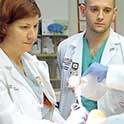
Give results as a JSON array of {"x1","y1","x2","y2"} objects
[{"x1": 0, "y1": 0, "x2": 87, "y2": 124}]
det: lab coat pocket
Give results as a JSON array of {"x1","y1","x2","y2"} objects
[{"x1": 7, "y1": 84, "x2": 20, "y2": 101}]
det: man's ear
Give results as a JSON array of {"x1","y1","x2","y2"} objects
[
  {"x1": 79, "y1": 3, "x2": 86, "y2": 17},
  {"x1": 112, "y1": 7, "x2": 117, "y2": 22}
]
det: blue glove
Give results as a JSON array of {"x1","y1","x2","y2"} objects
[
  {"x1": 47, "y1": 23, "x2": 64, "y2": 33},
  {"x1": 83, "y1": 62, "x2": 108, "y2": 82}
]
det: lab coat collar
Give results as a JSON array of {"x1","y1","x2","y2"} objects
[
  {"x1": 69, "y1": 31, "x2": 86, "y2": 48},
  {"x1": 0, "y1": 48, "x2": 15, "y2": 68}
]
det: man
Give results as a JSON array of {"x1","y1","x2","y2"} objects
[{"x1": 57, "y1": 0, "x2": 124, "y2": 119}]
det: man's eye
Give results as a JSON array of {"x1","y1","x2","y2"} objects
[
  {"x1": 90, "y1": 7, "x2": 99, "y2": 12},
  {"x1": 104, "y1": 9, "x2": 111, "y2": 13}
]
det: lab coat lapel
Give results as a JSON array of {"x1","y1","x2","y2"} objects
[
  {"x1": 101, "y1": 30, "x2": 119, "y2": 65},
  {"x1": 64, "y1": 32, "x2": 85, "y2": 76},
  {"x1": 22, "y1": 54, "x2": 56, "y2": 105},
  {"x1": 72, "y1": 38, "x2": 83, "y2": 76},
  {"x1": 10, "y1": 66, "x2": 40, "y2": 102},
  {"x1": 33, "y1": 61, "x2": 56, "y2": 105}
]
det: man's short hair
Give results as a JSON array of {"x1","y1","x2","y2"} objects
[{"x1": 84, "y1": 0, "x2": 115, "y2": 8}]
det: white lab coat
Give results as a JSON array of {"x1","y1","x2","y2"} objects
[
  {"x1": 0, "y1": 48, "x2": 64, "y2": 124},
  {"x1": 57, "y1": 28, "x2": 124, "y2": 118}
]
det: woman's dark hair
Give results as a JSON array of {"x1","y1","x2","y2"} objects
[{"x1": 0, "y1": 0, "x2": 41, "y2": 43}]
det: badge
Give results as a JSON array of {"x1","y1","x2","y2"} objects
[
  {"x1": 63, "y1": 58, "x2": 72, "y2": 65},
  {"x1": 71, "y1": 62, "x2": 79, "y2": 76},
  {"x1": 36, "y1": 76, "x2": 43, "y2": 84},
  {"x1": 72, "y1": 62, "x2": 79, "y2": 70}
]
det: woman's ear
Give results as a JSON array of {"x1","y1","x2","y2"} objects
[{"x1": 79, "y1": 3, "x2": 86, "y2": 17}]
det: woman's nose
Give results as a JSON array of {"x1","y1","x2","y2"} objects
[{"x1": 27, "y1": 29, "x2": 37, "y2": 40}]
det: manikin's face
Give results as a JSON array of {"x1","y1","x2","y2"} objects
[
  {"x1": 81, "y1": 0, "x2": 116, "y2": 34},
  {"x1": 5, "y1": 15, "x2": 39, "y2": 53}
]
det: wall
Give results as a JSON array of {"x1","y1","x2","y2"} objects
[
  {"x1": 35, "y1": 0, "x2": 69, "y2": 20},
  {"x1": 68, "y1": 0, "x2": 78, "y2": 35},
  {"x1": 116, "y1": 0, "x2": 124, "y2": 36}
]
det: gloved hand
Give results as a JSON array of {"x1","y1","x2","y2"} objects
[
  {"x1": 65, "y1": 103, "x2": 88, "y2": 124},
  {"x1": 83, "y1": 62, "x2": 108, "y2": 82}
]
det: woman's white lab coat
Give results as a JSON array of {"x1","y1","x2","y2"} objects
[
  {"x1": 57, "y1": 29, "x2": 124, "y2": 118},
  {"x1": 0, "y1": 48, "x2": 64, "y2": 124}
]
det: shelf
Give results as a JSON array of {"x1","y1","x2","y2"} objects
[
  {"x1": 51, "y1": 78, "x2": 60, "y2": 82},
  {"x1": 79, "y1": 19, "x2": 86, "y2": 22},
  {"x1": 34, "y1": 53, "x2": 57, "y2": 58},
  {"x1": 38, "y1": 34, "x2": 68, "y2": 38},
  {"x1": 42, "y1": 35, "x2": 68, "y2": 37}
]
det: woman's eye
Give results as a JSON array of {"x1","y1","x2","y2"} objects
[
  {"x1": 20, "y1": 26, "x2": 29, "y2": 29},
  {"x1": 34, "y1": 24, "x2": 38, "y2": 29}
]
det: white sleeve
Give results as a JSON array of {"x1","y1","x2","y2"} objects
[{"x1": 106, "y1": 65, "x2": 124, "y2": 91}]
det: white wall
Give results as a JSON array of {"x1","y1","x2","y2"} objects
[
  {"x1": 116, "y1": 0, "x2": 124, "y2": 36},
  {"x1": 35, "y1": 0, "x2": 69, "y2": 20},
  {"x1": 68, "y1": 0, "x2": 78, "y2": 35}
]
